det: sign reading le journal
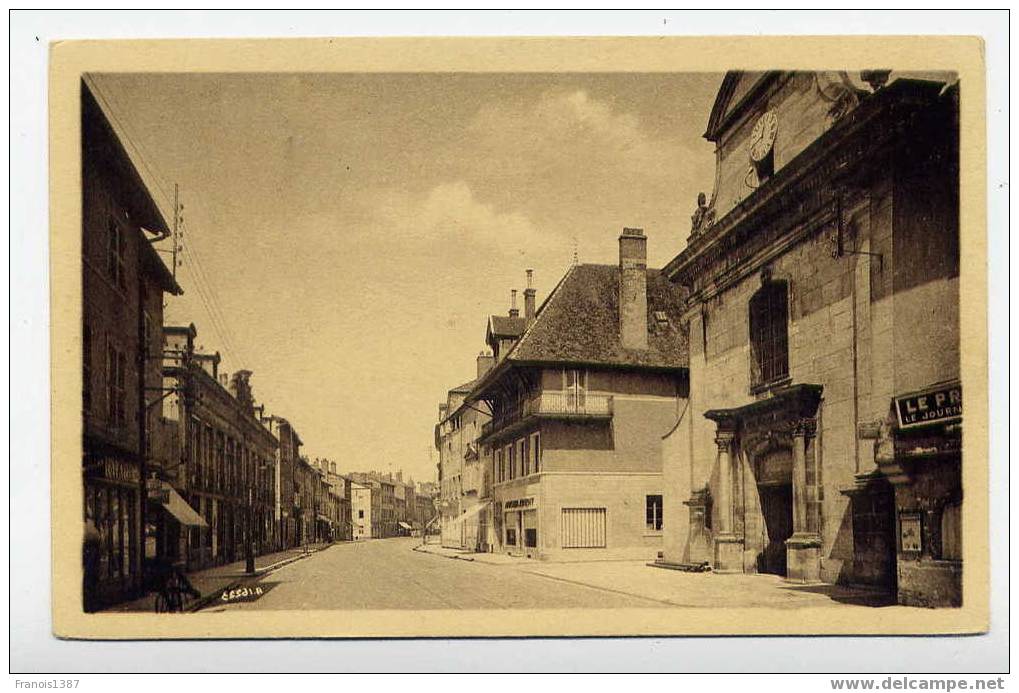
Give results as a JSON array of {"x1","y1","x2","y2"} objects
[{"x1": 895, "y1": 384, "x2": 962, "y2": 429}]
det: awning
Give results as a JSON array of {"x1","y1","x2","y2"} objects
[
  {"x1": 154, "y1": 485, "x2": 207, "y2": 528},
  {"x1": 398, "y1": 521, "x2": 413, "y2": 530},
  {"x1": 449, "y1": 501, "x2": 490, "y2": 527}
]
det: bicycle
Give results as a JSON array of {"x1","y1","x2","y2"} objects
[{"x1": 153, "y1": 566, "x2": 201, "y2": 613}]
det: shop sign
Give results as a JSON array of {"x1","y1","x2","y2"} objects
[
  {"x1": 504, "y1": 497, "x2": 534, "y2": 509},
  {"x1": 899, "y1": 512, "x2": 922, "y2": 554},
  {"x1": 87, "y1": 457, "x2": 141, "y2": 484},
  {"x1": 147, "y1": 484, "x2": 170, "y2": 504},
  {"x1": 894, "y1": 384, "x2": 962, "y2": 430}
]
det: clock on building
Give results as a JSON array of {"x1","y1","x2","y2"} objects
[{"x1": 749, "y1": 110, "x2": 778, "y2": 178}]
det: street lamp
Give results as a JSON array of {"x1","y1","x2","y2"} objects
[{"x1": 246, "y1": 459, "x2": 270, "y2": 576}]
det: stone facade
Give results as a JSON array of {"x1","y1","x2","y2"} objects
[{"x1": 661, "y1": 72, "x2": 961, "y2": 605}]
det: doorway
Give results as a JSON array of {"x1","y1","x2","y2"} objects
[{"x1": 758, "y1": 483, "x2": 793, "y2": 576}]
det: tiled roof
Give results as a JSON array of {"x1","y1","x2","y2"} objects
[
  {"x1": 505, "y1": 264, "x2": 689, "y2": 369},
  {"x1": 488, "y1": 315, "x2": 526, "y2": 338},
  {"x1": 448, "y1": 379, "x2": 476, "y2": 394}
]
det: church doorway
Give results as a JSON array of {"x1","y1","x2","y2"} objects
[{"x1": 758, "y1": 483, "x2": 793, "y2": 576}]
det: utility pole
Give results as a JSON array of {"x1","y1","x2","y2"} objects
[
  {"x1": 172, "y1": 183, "x2": 181, "y2": 281},
  {"x1": 245, "y1": 434, "x2": 256, "y2": 575}
]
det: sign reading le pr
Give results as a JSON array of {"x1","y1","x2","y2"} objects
[{"x1": 894, "y1": 384, "x2": 962, "y2": 430}]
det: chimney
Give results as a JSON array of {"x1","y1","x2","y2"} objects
[
  {"x1": 438, "y1": 402, "x2": 448, "y2": 421},
  {"x1": 509, "y1": 289, "x2": 519, "y2": 318},
  {"x1": 229, "y1": 370, "x2": 255, "y2": 415},
  {"x1": 524, "y1": 269, "x2": 536, "y2": 325},
  {"x1": 619, "y1": 227, "x2": 648, "y2": 350},
  {"x1": 477, "y1": 350, "x2": 495, "y2": 379}
]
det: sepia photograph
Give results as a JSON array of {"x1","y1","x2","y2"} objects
[{"x1": 39, "y1": 29, "x2": 994, "y2": 649}]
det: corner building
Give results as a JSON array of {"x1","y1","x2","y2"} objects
[
  {"x1": 660, "y1": 71, "x2": 961, "y2": 605},
  {"x1": 469, "y1": 230, "x2": 688, "y2": 561}
]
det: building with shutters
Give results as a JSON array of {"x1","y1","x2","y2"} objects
[
  {"x1": 158, "y1": 324, "x2": 279, "y2": 572},
  {"x1": 659, "y1": 71, "x2": 961, "y2": 606},
  {"x1": 81, "y1": 81, "x2": 184, "y2": 610},
  {"x1": 467, "y1": 233, "x2": 689, "y2": 561}
]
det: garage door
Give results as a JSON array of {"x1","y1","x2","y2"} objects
[{"x1": 561, "y1": 507, "x2": 606, "y2": 548}]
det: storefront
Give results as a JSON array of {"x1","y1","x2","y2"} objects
[
  {"x1": 876, "y1": 380, "x2": 963, "y2": 607},
  {"x1": 501, "y1": 496, "x2": 538, "y2": 557},
  {"x1": 83, "y1": 455, "x2": 141, "y2": 611}
]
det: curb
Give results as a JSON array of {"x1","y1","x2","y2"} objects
[
  {"x1": 187, "y1": 546, "x2": 330, "y2": 612},
  {"x1": 412, "y1": 545, "x2": 475, "y2": 561}
]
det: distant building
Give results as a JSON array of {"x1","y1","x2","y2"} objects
[
  {"x1": 159, "y1": 325, "x2": 279, "y2": 571},
  {"x1": 468, "y1": 236, "x2": 689, "y2": 561},
  {"x1": 351, "y1": 481, "x2": 374, "y2": 540},
  {"x1": 435, "y1": 351, "x2": 494, "y2": 550},
  {"x1": 81, "y1": 81, "x2": 184, "y2": 610},
  {"x1": 263, "y1": 417, "x2": 302, "y2": 549}
]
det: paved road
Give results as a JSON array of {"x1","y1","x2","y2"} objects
[{"x1": 205, "y1": 537, "x2": 666, "y2": 611}]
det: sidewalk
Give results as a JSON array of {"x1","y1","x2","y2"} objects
[
  {"x1": 412, "y1": 543, "x2": 897, "y2": 609},
  {"x1": 104, "y1": 542, "x2": 334, "y2": 613},
  {"x1": 413, "y1": 542, "x2": 527, "y2": 566}
]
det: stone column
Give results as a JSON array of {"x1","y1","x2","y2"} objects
[
  {"x1": 791, "y1": 423, "x2": 808, "y2": 534},
  {"x1": 787, "y1": 418, "x2": 821, "y2": 583},
  {"x1": 713, "y1": 429, "x2": 742, "y2": 572}
]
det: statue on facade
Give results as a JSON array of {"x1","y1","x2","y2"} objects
[{"x1": 690, "y1": 192, "x2": 715, "y2": 235}]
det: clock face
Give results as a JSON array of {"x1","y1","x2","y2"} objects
[{"x1": 749, "y1": 110, "x2": 778, "y2": 163}]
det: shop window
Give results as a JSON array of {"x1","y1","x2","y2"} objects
[
  {"x1": 941, "y1": 501, "x2": 962, "y2": 561},
  {"x1": 749, "y1": 280, "x2": 789, "y2": 388},
  {"x1": 646, "y1": 494, "x2": 663, "y2": 532},
  {"x1": 524, "y1": 528, "x2": 538, "y2": 548},
  {"x1": 505, "y1": 527, "x2": 517, "y2": 546}
]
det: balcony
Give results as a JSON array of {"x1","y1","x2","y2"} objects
[{"x1": 480, "y1": 392, "x2": 613, "y2": 442}]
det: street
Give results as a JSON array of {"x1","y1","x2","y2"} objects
[{"x1": 204, "y1": 537, "x2": 666, "y2": 611}]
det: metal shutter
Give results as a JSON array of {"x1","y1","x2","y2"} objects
[{"x1": 561, "y1": 507, "x2": 606, "y2": 548}]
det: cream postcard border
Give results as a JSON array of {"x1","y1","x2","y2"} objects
[{"x1": 49, "y1": 35, "x2": 988, "y2": 639}]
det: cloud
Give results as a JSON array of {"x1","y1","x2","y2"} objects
[
  {"x1": 364, "y1": 180, "x2": 568, "y2": 267},
  {"x1": 452, "y1": 89, "x2": 707, "y2": 267}
]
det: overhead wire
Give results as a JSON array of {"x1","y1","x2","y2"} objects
[{"x1": 85, "y1": 74, "x2": 251, "y2": 371}]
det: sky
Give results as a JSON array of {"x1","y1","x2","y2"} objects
[{"x1": 90, "y1": 71, "x2": 722, "y2": 482}]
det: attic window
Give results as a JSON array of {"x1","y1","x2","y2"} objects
[{"x1": 653, "y1": 311, "x2": 669, "y2": 326}]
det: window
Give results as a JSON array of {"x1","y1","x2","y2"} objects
[
  {"x1": 496, "y1": 448, "x2": 504, "y2": 482},
  {"x1": 506, "y1": 444, "x2": 515, "y2": 480},
  {"x1": 646, "y1": 494, "x2": 663, "y2": 532},
  {"x1": 106, "y1": 342, "x2": 126, "y2": 427},
  {"x1": 749, "y1": 280, "x2": 789, "y2": 387},
  {"x1": 519, "y1": 438, "x2": 529, "y2": 476},
  {"x1": 563, "y1": 369, "x2": 587, "y2": 410},
  {"x1": 107, "y1": 216, "x2": 127, "y2": 290},
  {"x1": 561, "y1": 508, "x2": 607, "y2": 548},
  {"x1": 358, "y1": 509, "x2": 364, "y2": 519},
  {"x1": 531, "y1": 433, "x2": 541, "y2": 474}
]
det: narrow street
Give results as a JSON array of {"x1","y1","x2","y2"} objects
[{"x1": 204, "y1": 537, "x2": 666, "y2": 611}]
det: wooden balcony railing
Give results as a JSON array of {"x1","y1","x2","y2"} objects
[{"x1": 481, "y1": 392, "x2": 613, "y2": 439}]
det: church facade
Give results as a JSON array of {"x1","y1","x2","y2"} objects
[{"x1": 660, "y1": 71, "x2": 962, "y2": 607}]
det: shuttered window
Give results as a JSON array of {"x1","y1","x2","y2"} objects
[{"x1": 561, "y1": 507, "x2": 606, "y2": 548}]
